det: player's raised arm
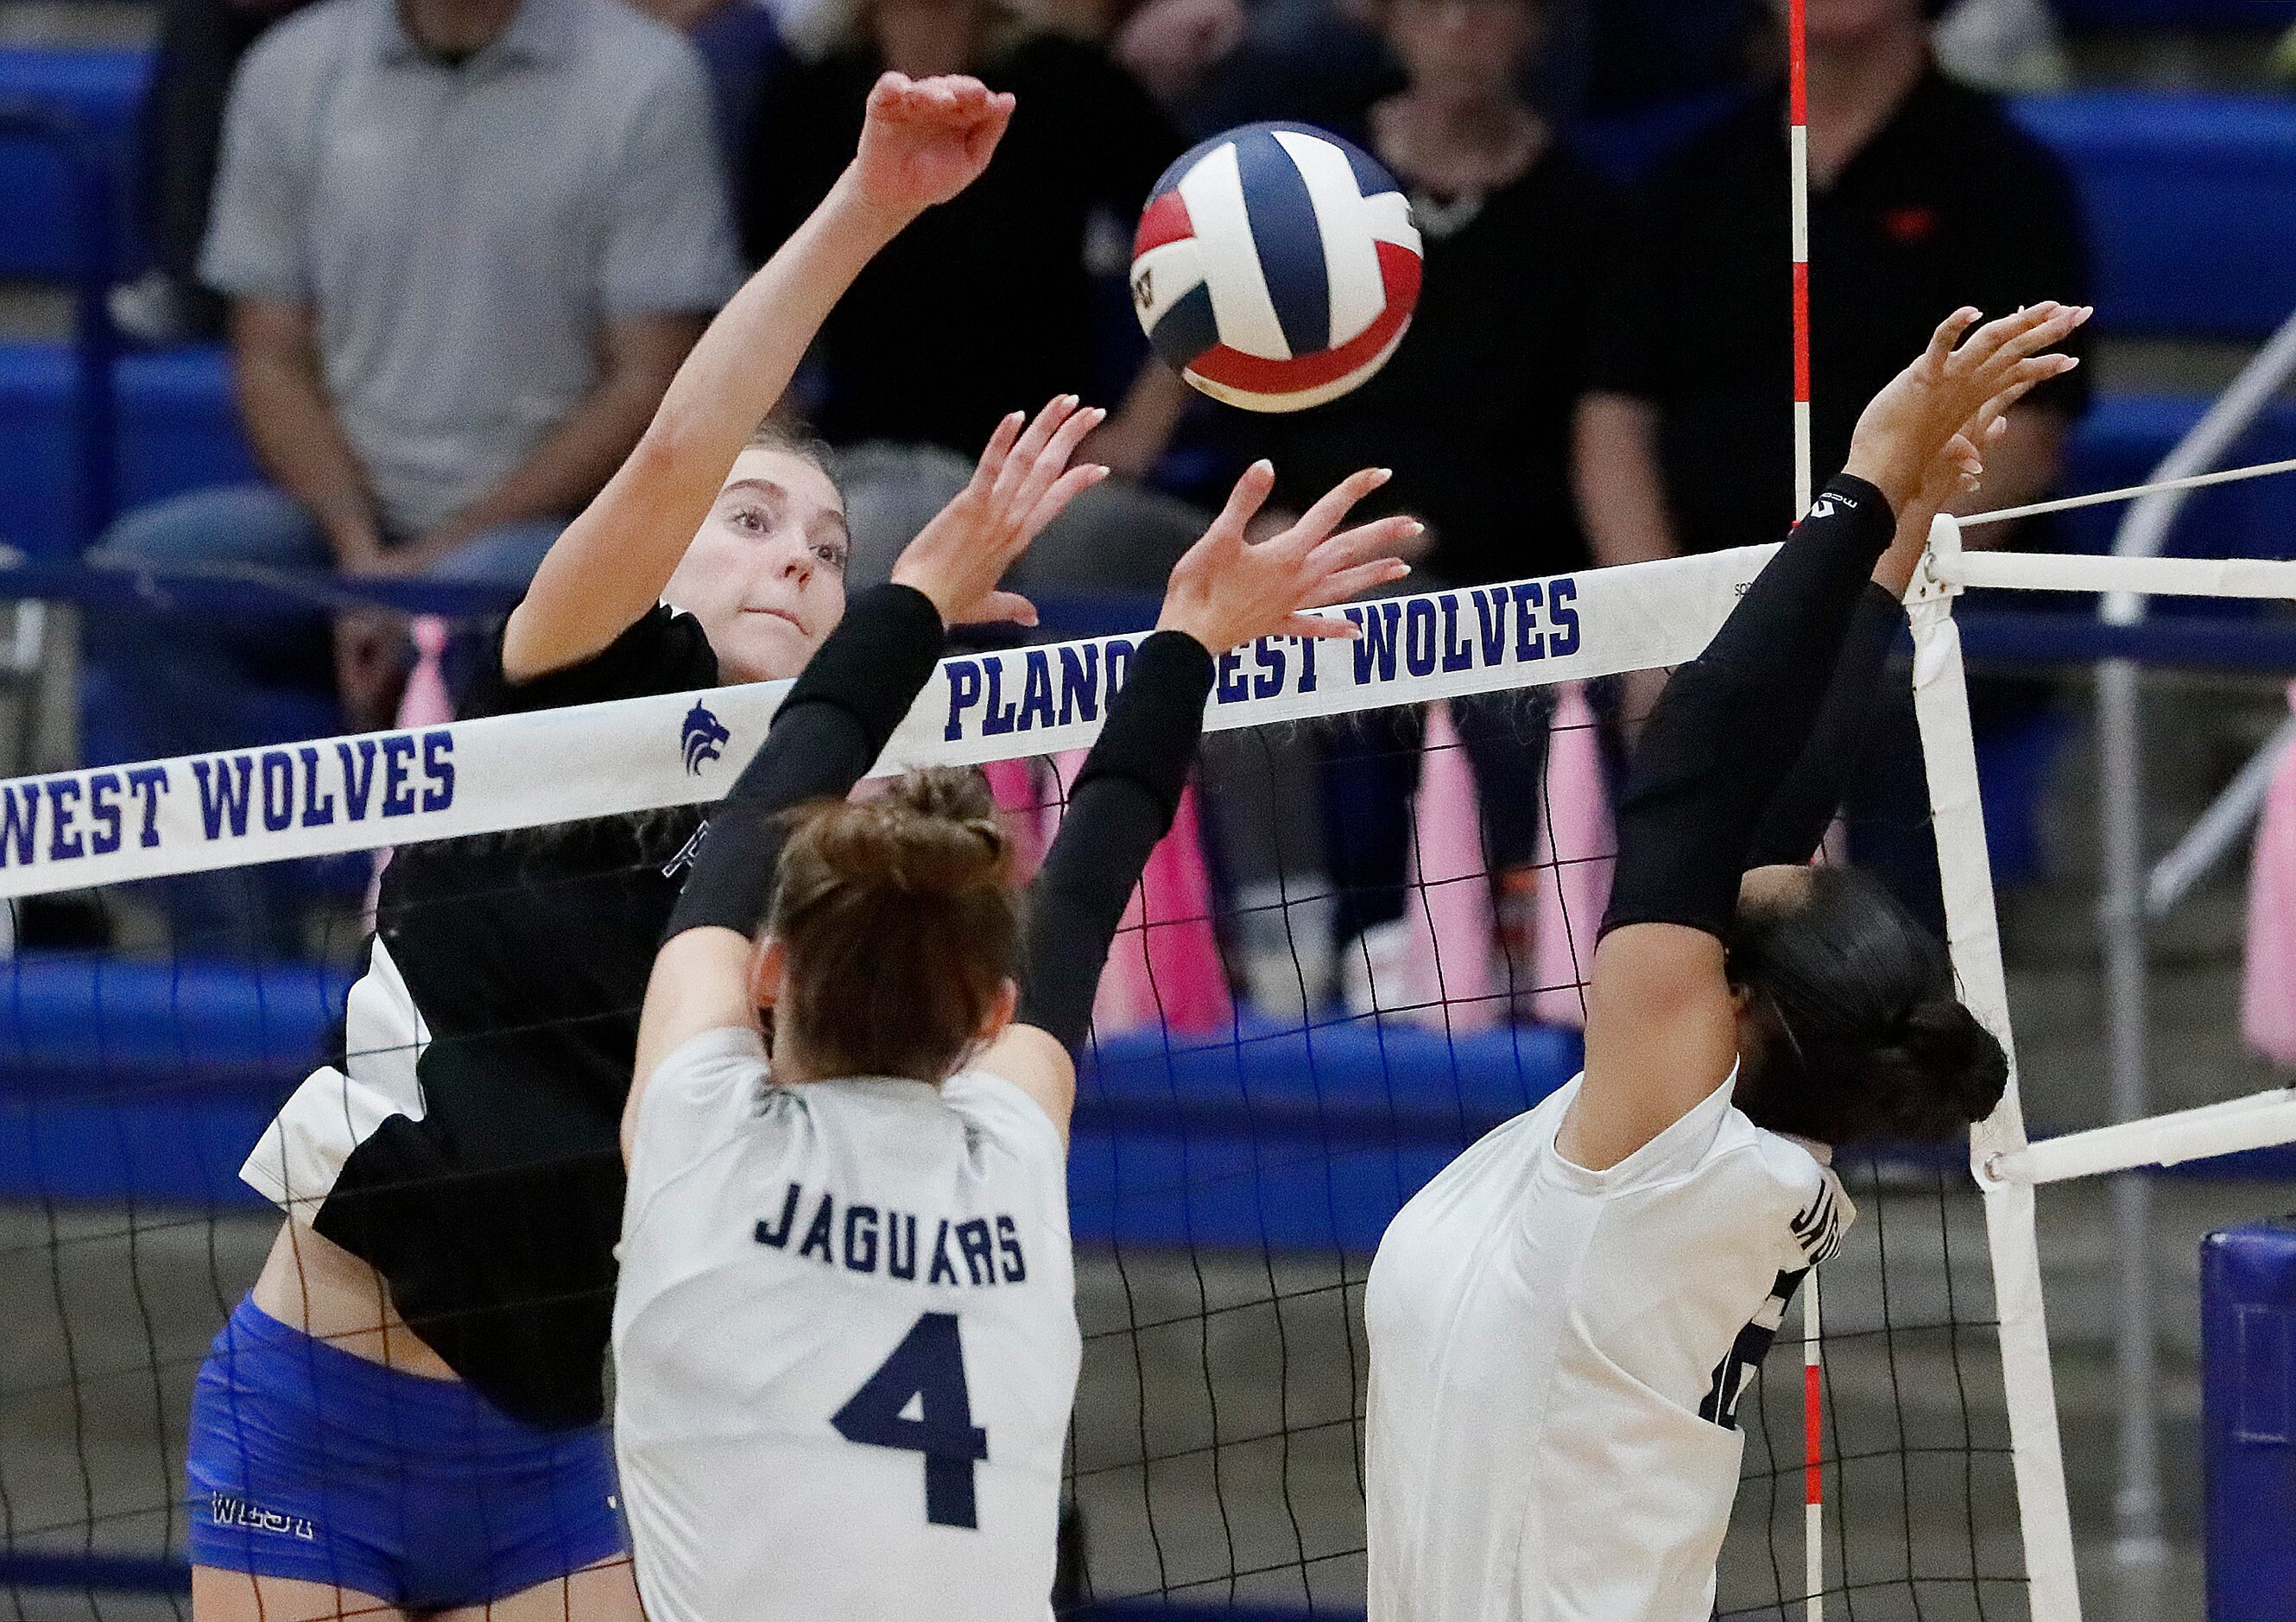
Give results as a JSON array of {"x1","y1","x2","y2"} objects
[
  {"x1": 1563, "y1": 302, "x2": 2088, "y2": 1173},
  {"x1": 980, "y1": 461, "x2": 1420, "y2": 1135},
  {"x1": 622, "y1": 397, "x2": 1104, "y2": 1153},
  {"x1": 504, "y1": 73, "x2": 1018, "y2": 683},
  {"x1": 1742, "y1": 399, "x2": 2020, "y2": 871}
]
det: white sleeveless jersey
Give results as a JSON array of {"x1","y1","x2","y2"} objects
[
  {"x1": 1363, "y1": 1070, "x2": 1850, "y2": 1622},
  {"x1": 612, "y1": 1027, "x2": 1080, "y2": 1622}
]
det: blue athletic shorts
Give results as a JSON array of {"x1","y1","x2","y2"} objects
[{"x1": 187, "y1": 1296, "x2": 628, "y2": 1608}]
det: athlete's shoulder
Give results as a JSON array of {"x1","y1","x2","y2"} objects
[
  {"x1": 1739, "y1": 1123, "x2": 1855, "y2": 1265},
  {"x1": 940, "y1": 1068, "x2": 1067, "y2": 1170},
  {"x1": 1391, "y1": 1081, "x2": 1578, "y2": 1227},
  {"x1": 626, "y1": 1024, "x2": 794, "y2": 1215}
]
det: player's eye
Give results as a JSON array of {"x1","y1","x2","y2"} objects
[
  {"x1": 727, "y1": 505, "x2": 768, "y2": 534},
  {"x1": 816, "y1": 540, "x2": 850, "y2": 574}
]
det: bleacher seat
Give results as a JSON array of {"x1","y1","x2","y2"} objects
[
  {"x1": 3, "y1": 353, "x2": 2271, "y2": 568},
  {"x1": 2058, "y1": 393, "x2": 2296, "y2": 556},
  {"x1": 0, "y1": 947, "x2": 1587, "y2": 1245},
  {"x1": 1074, "y1": 1017, "x2": 1582, "y2": 1250},
  {"x1": 2013, "y1": 92, "x2": 2296, "y2": 340},
  {"x1": 0, "y1": 953, "x2": 348, "y2": 1206},
  {"x1": 0, "y1": 47, "x2": 148, "y2": 281},
  {"x1": 0, "y1": 341, "x2": 254, "y2": 560}
]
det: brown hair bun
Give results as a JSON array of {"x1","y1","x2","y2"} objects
[{"x1": 767, "y1": 767, "x2": 1021, "y2": 1082}]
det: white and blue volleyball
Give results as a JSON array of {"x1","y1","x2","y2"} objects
[{"x1": 1131, "y1": 122, "x2": 1423, "y2": 414}]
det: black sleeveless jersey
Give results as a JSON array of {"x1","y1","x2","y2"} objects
[{"x1": 256, "y1": 607, "x2": 720, "y2": 1427}]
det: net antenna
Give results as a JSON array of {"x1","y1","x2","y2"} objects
[{"x1": 1785, "y1": 4, "x2": 1824, "y2": 1615}]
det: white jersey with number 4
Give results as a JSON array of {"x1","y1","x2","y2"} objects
[
  {"x1": 613, "y1": 1027, "x2": 1080, "y2": 1622},
  {"x1": 1363, "y1": 1070, "x2": 1851, "y2": 1622}
]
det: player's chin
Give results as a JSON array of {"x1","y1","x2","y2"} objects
[{"x1": 724, "y1": 609, "x2": 819, "y2": 684}]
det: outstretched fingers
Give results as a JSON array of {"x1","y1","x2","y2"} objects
[
  {"x1": 1959, "y1": 302, "x2": 2088, "y2": 386},
  {"x1": 1008, "y1": 403, "x2": 1104, "y2": 522},
  {"x1": 1976, "y1": 353, "x2": 2079, "y2": 427},
  {"x1": 1922, "y1": 307, "x2": 1983, "y2": 374},
  {"x1": 1210, "y1": 460, "x2": 1279, "y2": 540},
  {"x1": 1021, "y1": 460, "x2": 1110, "y2": 540},
  {"x1": 1986, "y1": 309, "x2": 2090, "y2": 383},
  {"x1": 1311, "y1": 513, "x2": 1423, "y2": 573},
  {"x1": 1318, "y1": 555, "x2": 1414, "y2": 603},
  {"x1": 965, "y1": 410, "x2": 1028, "y2": 497},
  {"x1": 1283, "y1": 466, "x2": 1393, "y2": 552},
  {"x1": 1287, "y1": 612, "x2": 1357, "y2": 641},
  {"x1": 990, "y1": 396, "x2": 1082, "y2": 508}
]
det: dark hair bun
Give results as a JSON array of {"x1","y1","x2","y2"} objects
[{"x1": 1866, "y1": 1000, "x2": 2009, "y2": 1140}]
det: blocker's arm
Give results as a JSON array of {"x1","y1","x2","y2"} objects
[
  {"x1": 626, "y1": 583, "x2": 946, "y2": 1158},
  {"x1": 1568, "y1": 304, "x2": 2086, "y2": 1173},
  {"x1": 980, "y1": 459, "x2": 1420, "y2": 1139}
]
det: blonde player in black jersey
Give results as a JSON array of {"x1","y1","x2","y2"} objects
[
  {"x1": 194, "y1": 73, "x2": 1110, "y2": 1622},
  {"x1": 611, "y1": 453, "x2": 1417, "y2": 1621},
  {"x1": 1364, "y1": 300, "x2": 2089, "y2": 1622}
]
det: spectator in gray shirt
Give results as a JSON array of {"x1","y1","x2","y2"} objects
[{"x1": 89, "y1": 0, "x2": 738, "y2": 950}]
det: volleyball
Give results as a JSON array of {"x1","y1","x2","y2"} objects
[{"x1": 1129, "y1": 122, "x2": 1423, "y2": 414}]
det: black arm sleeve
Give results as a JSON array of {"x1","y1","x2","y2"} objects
[
  {"x1": 664, "y1": 584, "x2": 945, "y2": 941},
  {"x1": 1015, "y1": 631, "x2": 1215, "y2": 1056},
  {"x1": 1599, "y1": 476, "x2": 1897, "y2": 941},
  {"x1": 1742, "y1": 582, "x2": 1909, "y2": 868}
]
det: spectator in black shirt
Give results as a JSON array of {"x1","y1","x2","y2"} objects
[
  {"x1": 1576, "y1": 0, "x2": 2088, "y2": 568},
  {"x1": 1573, "y1": 0, "x2": 2090, "y2": 922},
  {"x1": 744, "y1": 1, "x2": 1205, "y2": 592},
  {"x1": 1210, "y1": 0, "x2": 1615, "y2": 1014}
]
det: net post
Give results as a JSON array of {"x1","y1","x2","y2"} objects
[
  {"x1": 2097, "y1": 646, "x2": 2169, "y2": 1565},
  {"x1": 1909, "y1": 516, "x2": 2084, "y2": 1620}
]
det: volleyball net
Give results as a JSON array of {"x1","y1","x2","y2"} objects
[{"x1": 8, "y1": 526, "x2": 2296, "y2": 1619}]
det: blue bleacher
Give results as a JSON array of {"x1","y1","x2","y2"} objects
[
  {"x1": 2012, "y1": 92, "x2": 2296, "y2": 341},
  {"x1": 0, "y1": 954, "x2": 350, "y2": 1205},
  {"x1": 0, "y1": 69, "x2": 2291, "y2": 558},
  {"x1": 0, "y1": 949, "x2": 1584, "y2": 1247},
  {"x1": 2059, "y1": 394, "x2": 2296, "y2": 556},
  {"x1": 0, "y1": 47, "x2": 147, "y2": 282},
  {"x1": 0, "y1": 342, "x2": 254, "y2": 559}
]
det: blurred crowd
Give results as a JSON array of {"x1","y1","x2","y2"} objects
[{"x1": 87, "y1": 0, "x2": 2092, "y2": 995}]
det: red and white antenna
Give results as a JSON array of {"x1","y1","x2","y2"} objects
[
  {"x1": 1787, "y1": 2, "x2": 1825, "y2": 1618},
  {"x1": 1789, "y1": 0, "x2": 1815, "y2": 519}
]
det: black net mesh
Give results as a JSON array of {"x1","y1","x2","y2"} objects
[{"x1": 0, "y1": 673, "x2": 2025, "y2": 1621}]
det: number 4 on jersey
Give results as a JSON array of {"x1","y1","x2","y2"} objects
[{"x1": 832, "y1": 1312, "x2": 990, "y2": 1528}]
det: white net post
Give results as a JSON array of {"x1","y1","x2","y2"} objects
[{"x1": 1909, "y1": 517, "x2": 2083, "y2": 1621}]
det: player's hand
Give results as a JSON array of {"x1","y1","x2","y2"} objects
[
  {"x1": 889, "y1": 395, "x2": 1107, "y2": 627},
  {"x1": 1154, "y1": 462, "x2": 1419, "y2": 653},
  {"x1": 1842, "y1": 301, "x2": 2086, "y2": 515},
  {"x1": 1871, "y1": 406, "x2": 2011, "y2": 595},
  {"x1": 849, "y1": 73, "x2": 1015, "y2": 217}
]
